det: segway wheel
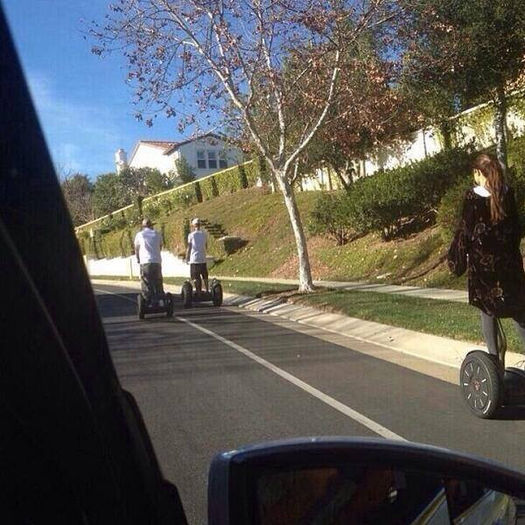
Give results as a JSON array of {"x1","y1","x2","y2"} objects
[
  {"x1": 182, "y1": 282, "x2": 193, "y2": 309},
  {"x1": 212, "y1": 282, "x2": 223, "y2": 307},
  {"x1": 137, "y1": 294, "x2": 145, "y2": 320},
  {"x1": 165, "y1": 292, "x2": 174, "y2": 318},
  {"x1": 460, "y1": 351, "x2": 502, "y2": 419}
]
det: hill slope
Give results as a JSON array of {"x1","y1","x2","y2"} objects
[{"x1": 92, "y1": 186, "x2": 465, "y2": 289}]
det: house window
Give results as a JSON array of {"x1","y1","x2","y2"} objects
[
  {"x1": 219, "y1": 151, "x2": 228, "y2": 169},
  {"x1": 197, "y1": 150, "x2": 206, "y2": 169},
  {"x1": 207, "y1": 150, "x2": 217, "y2": 169}
]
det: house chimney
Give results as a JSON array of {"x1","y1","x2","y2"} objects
[{"x1": 115, "y1": 148, "x2": 128, "y2": 173}]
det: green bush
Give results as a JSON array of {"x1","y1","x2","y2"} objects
[
  {"x1": 437, "y1": 139, "x2": 525, "y2": 243},
  {"x1": 244, "y1": 161, "x2": 260, "y2": 186},
  {"x1": 211, "y1": 177, "x2": 219, "y2": 197},
  {"x1": 256, "y1": 156, "x2": 271, "y2": 184},
  {"x1": 195, "y1": 181, "x2": 203, "y2": 203},
  {"x1": 182, "y1": 218, "x2": 190, "y2": 249},
  {"x1": 199, "y1": 178, "x2": 216, "y2": 201},
  {"x1": 76, "y1": 231, "x2": 89, "y2": 256},
  {"x1": 508, "y1": 136, "x2": 525, "y2": 214},
  {"x1": 142, "y1": 198, "x2": 163, "y2": 221},
  {"x1": 238, "y1": 164, "x2": 249, "y2": 189},
  {"x1": 99, "y1": 213, "x2": 127, "y2": 234},
  {"x1": 345, "y1": 148, "x2": 473, "y2": 240},
  {"x1": 159, "y1": 197, "x2": 173, "y2": 216},
  {"x1": 215, "y1": 167, "x2": 243, "y2": 194},
  {"x1": 118, "y1": 229, "x2": 134, "y2": 257},
  {"x1": 308, "y1": 191, "x2": 356, "y2": 245},
  {"x1": 436, "y1": 177, "x2": 472, "y2": 243},
  {"x1": 172, "y1": 188, "x2": 197, "y2": 209}
]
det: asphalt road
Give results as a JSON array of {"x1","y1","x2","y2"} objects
[{"x1": 95, "y1": 283, "x2": 525, "y2": 524}]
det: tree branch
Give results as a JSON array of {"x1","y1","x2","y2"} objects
[{"x1": 284, "y1": 48, "x2": 341, "y2": 173}]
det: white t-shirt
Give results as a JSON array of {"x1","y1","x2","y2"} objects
[
  {"x1": 134, "y1": 228, "x2": 162, "y2": 264},
  {"x1": 187, "y1": 230, "x2": 207, "y2": 264}
]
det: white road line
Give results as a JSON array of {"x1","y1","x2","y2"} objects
[
  {"x1": 93, "y1": 287, "x2": 137, "y2": 303},
  {"x1": 96, "y1": 285, "x2": 406, "y2": 440},
  {"x1": 176, "y1": 316, "x2": 406, "y2": 442}
]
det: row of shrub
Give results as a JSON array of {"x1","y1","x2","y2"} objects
[
  {"x1": 76, "y1": 158, "x2": 269, "y2": 238},
  {"x1": 310, "y1": 137, "x2": 525, "y2": 245},
  {"x1": 309, "y1": 147, "x2": 474, "y2": 242},
  {"x1": 78, "y1": 212, "x2": 193, "y2": 260},
  {"x1": 437, "y1": 137, "x2": 525, "y2": 241}
]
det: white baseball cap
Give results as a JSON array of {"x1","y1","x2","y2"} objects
[{"x1": 191, "y1": 218, "x2": 201, "y2": 226}]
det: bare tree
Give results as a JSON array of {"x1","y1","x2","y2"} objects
[
  {"x1": 92, "y1": 0, "x2": 400, "y2": 291},
  {"x1": 60, "y1": 173, "x2": 95, "y2": 226}
]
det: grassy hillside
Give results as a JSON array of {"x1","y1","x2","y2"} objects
[{"x1": 90, "y1": 185, "x2": 469, "y2": 289}]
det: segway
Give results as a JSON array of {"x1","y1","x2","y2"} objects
[
  {"x1": 137, "y1": 268, "x2": 174, "y2": 320},
  {"x1": 460, "y1": 319, "x2": 525, "y2": 418},
  {"x1": 180, "y1": 278, "x2": 223, "y2": 309},
  {"x1": 137, "y1": 292, "x2": 174, "y2": 319}
]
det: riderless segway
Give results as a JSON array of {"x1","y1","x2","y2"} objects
[
  {"x1": 460, "y1": 319, "x2": 525, "y2": 418},
  {"x1": 137, "y1": 267, "x2": 174, "y2": 320},
  {"x1": 181, "y1": 277, "x2": 223, "y2": 309}
]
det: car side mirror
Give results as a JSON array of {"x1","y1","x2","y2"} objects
[{"x1": 208, "y1": 437, "x2": 525, "y2": 524}]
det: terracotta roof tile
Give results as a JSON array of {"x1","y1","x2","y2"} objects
[{"x1": 139, "y1": 140, "x2": 178, "y2": 149}]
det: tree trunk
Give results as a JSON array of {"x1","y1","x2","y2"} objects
[
  {"x1": 493, "y1": 85, "x2": 508, "y2": 172},
  {"x1": 331, "y1": 165, "x2": 351, "y2": 192},
  {"x1": 421, "y1": 128, "x2": 428, "y2": 157},
  {"x1": 439, "y1": 120, "x2": 453, "y2": 150},
  {"x1": 275, "y1": 170, "x2": 314, "y2": 292}
]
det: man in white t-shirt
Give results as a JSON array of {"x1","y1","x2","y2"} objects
[
  {"x1": 186, "y1": 218, "x2": 208, "y2": 294},
  {"x1": 134, "y1": 218, "x2": 164, "y2": 301}
]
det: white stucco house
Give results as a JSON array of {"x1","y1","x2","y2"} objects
[{"x1": 115, "y1": 133, "x2": 243, "y2": 178}]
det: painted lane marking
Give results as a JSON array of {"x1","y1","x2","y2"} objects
[
  {"x1": 93, "y1": 287, "x2": 137, "y2": 303},
  {"x1": 176, "y1": 316, "x2": 406, "y2": 441},
  {"x1": 97, "y1": 286, "x2": 406, "y2": 440}
]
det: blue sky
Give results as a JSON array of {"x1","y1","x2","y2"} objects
[{"x1": 4, "y1": 0, "x2": 187, "y2": 179}]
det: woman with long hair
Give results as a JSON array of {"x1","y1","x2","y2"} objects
[{"x1": 448, "y1": 153, "x2": 525, "y2": 355}]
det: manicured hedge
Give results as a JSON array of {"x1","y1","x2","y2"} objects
[
  {"x1": 76, "y1": 160, "x2": 259, "y2": 236},
  {"x1": 215, "y1": 166, "x2": 243, "y2": 194},
  {"x1": 308, "y1": 147, "x2": 473, "y2": 241},
  {"x1": 344, "y1": 148, "x2": 473, "y2": 239}
]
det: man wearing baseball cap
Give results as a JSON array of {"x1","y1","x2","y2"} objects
[
  {"x1": 134, "y1": 218, "x2": 164, "y2": 302},
  {"x1": 186, "y1": 218, "x2": 208, "y2": 294}
]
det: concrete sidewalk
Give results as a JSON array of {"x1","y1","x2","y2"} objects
[
  {"x1": 214, "y1": 275, "x2": 468, "y2": 303},
  {"x1": 92, "y1": 278, "x2": 525, "y2": 372}
]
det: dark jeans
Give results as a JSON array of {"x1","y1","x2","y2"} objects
[
  {"x1": 190, "y1": 263, "x2": 208, "y2": 292},
  {"x1": 190, "y1": 262, "x2": 208, "y2": 281},
  {"x1": 140, "y1": 263, "x2": 163, "y2": 300},
  {"x1": 481, "y1": 311, "x2": 525, "y2": 356}
]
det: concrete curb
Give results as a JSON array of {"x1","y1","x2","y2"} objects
[
  {"x1": 91, "y1": 279, "x2": 525, "y2": 371},
  {"x1": 223, "y1": 298, "x2": 525, "y2": 371}
]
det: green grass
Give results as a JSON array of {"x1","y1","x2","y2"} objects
[
  {"x1": 90, "y1": 275, "x2": 295, "y2": 297},
  {"x1": 86, "y1": 184, "x2": 524, "y2": 295},
  {"x1": 294, "y1": 289, "x2": 525, "y2": 354},
  {"x1": 92, "y1": 274, "x2": 525, "y2": 353},
  {"x1": 87, "y1": 185, "x2": 466, "y2": 287}
]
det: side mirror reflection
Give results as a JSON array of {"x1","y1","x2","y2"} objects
[
  {"x1": 209, "y1": 438, "x2": 525, "y2": 524},
  {"x1": 254, "y1": 465, "x2": 512, "y2": 524}
]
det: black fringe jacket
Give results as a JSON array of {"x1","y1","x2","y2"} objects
[{"x1": 447, "y1": 186, "x2": 525, "y2": 317}]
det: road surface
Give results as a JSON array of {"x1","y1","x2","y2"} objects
[{"x1": 94, "y1": 283, "x2": 525, "y2": 524}]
